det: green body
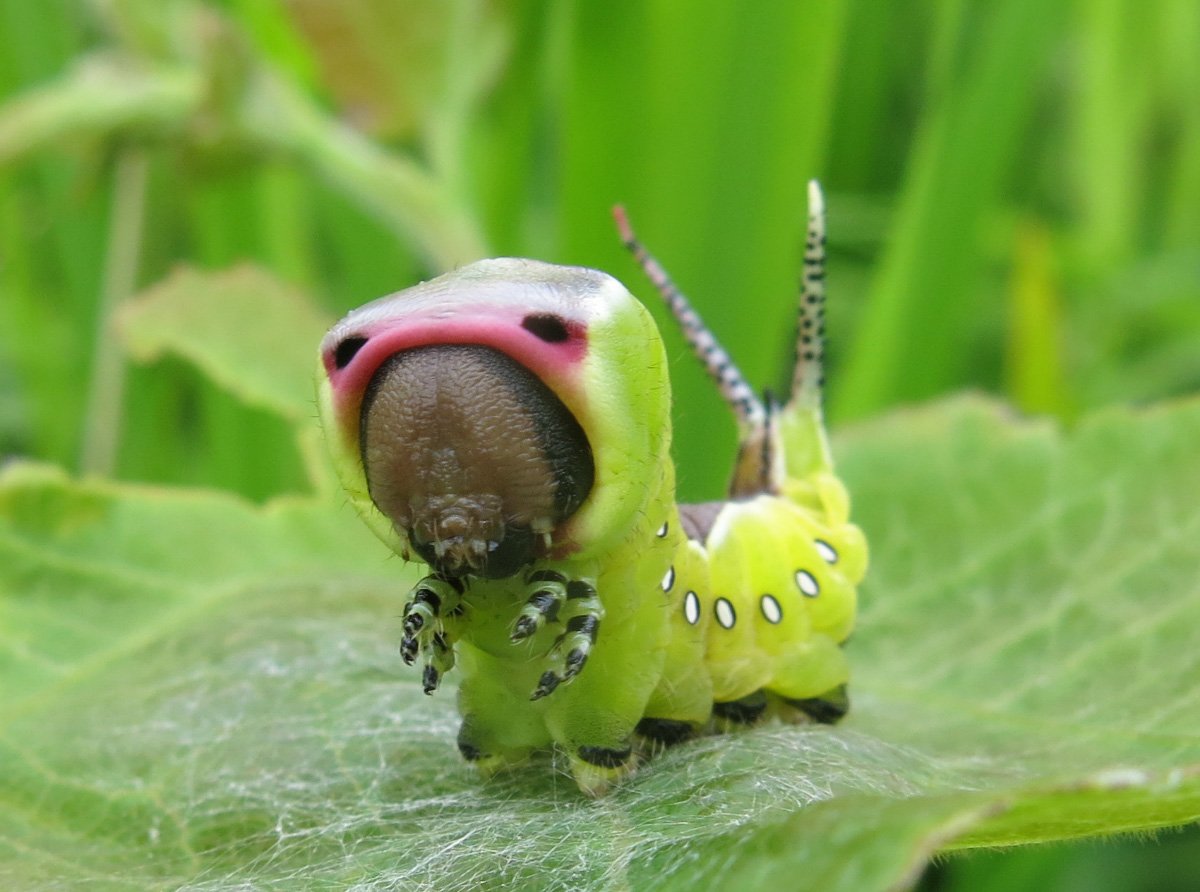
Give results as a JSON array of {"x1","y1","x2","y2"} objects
[{"x1": 317, "y1": 188, "x2": 865, "y2": 794}]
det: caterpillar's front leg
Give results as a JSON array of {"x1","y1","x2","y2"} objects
[
  {"x1": 510, "y1": 570, "x2": 604, "y2": 700},
  {"x1": 401, "y1": 575, "x2": 463, "y2": 694},
  {"x1": 509, "y1": 569, "x2": 570, "y2": 642}
]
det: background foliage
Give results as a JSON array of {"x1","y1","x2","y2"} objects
[{"x1": 1, "y1": 0, "x2": 1198, "y2": 888}]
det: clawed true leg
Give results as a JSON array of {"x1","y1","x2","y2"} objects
[
  {"x1": 532, "y1": 579, "x2": 601, "y2": 700},
  {"x1": 510, "y1": 570, "x2": 604, "y2": 700},
  {"x1": 401, "y1": 575, "x2": 464, "y2": 694},
  {"x1": 510, "y1": 570, "x2": 568, "y2": 642}
]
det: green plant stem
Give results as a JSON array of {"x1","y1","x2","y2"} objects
[
  {"x1": 240, "y1": 71, "x2": 489, "y2": 269},
  {"x1": 80, "y1": 148, "x2": 148, "y2": 476},
  {"x1": 0, "y1": 58, "x2": 201, "y2": 168},
  {"x1": 0, "y1": 54, "x2": 489, "y2": 273}
]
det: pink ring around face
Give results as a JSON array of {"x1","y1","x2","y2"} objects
[{"x1": 322, "y1": 305, "x2": 589, "y2": 443}]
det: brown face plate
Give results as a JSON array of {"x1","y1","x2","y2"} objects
[{"x1": 359, "y1": 344, "x2": 594, "y2": 579}]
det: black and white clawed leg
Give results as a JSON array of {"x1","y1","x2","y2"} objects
[
  {"x1": 523, "y1": 577, "x2": 603, "y2": 700},
  {"x1": 401, "y1": 575, "x2": 464, "y2": 694}
]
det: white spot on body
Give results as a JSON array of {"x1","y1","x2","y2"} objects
[
  {"x1": 656, "y1": 521, "x2": 669, "y2": 538},
  {"x1": 814, "y1": 539, "x2": 838, "y2": 564},
  {"x1": 760, "y1": 594, "x2": 783, "y2": 624},
  {"x1": 795, "y1": 569, "x2": 820, "y2": 598},
  {"x1": 661, "y1": 566, "x2": 675, "y2": 592},
  {"x1": 684, "y1": 591, "x2": 701, "y2": 625},
  {"x1": 714, "y1": 598, "x2": 736, "y2": 629}
]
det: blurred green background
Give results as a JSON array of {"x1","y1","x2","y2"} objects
[{"x1": 1, "y1": 0, "x2": 1197, "y2": 887}]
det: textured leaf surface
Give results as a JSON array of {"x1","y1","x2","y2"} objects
[{"x1": 2, "y1": 397, "x2": 1199, "y2": 890}]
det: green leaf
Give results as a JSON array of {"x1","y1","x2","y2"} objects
[
  {"x1": 2, "y1": 396, "x2": 1199, "y2": 890},
  {"x1": 115, "y1": 265, "x2": 337, "y2": 496},
  {"x1": 118, "y1": 264, "x2": 332, "y2": 425}
]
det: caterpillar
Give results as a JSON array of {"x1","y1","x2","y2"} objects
[{"x1": 316, "y1": 181, "x2": 866, "y2": 795}]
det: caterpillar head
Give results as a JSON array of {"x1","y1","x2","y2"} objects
[{"x1": 317, "y1": 259, "x2": 671, "y2": 579}]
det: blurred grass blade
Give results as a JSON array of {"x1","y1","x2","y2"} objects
[
  {"x1": 1005, "y1": 219, "x2": 1068, "y2": 418},
  {"x1": 1068, "y1": 0, "x2": 1158, "y2": 271},
  {"x1": 1157, "y1": 3, "x2": 1200, "y2": 250},
  {"x1": 834, "y1": 0, "x2": 1068, "y2": 419},
  {"x1": 80, "y1": 149, "x2": 148, "y2": 476}
]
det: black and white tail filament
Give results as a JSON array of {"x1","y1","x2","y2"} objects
[
  {"x1": 792, "y1": 180, "x2": 827, "y2": 412},
  {"x1": 612, "y1": 205, "x2": 767, "y2": 436}
]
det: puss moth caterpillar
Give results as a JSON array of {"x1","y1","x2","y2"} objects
[{"x1": 317, "y1": 182, "x2": 865, "y2": 794}]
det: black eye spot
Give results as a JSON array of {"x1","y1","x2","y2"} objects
[
  {"x1": 522, "y1": 314, "x2": 570, "y2": 343},
  {"x1": 334, "y1": 336, "x2": 368, "y2": 369}
]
